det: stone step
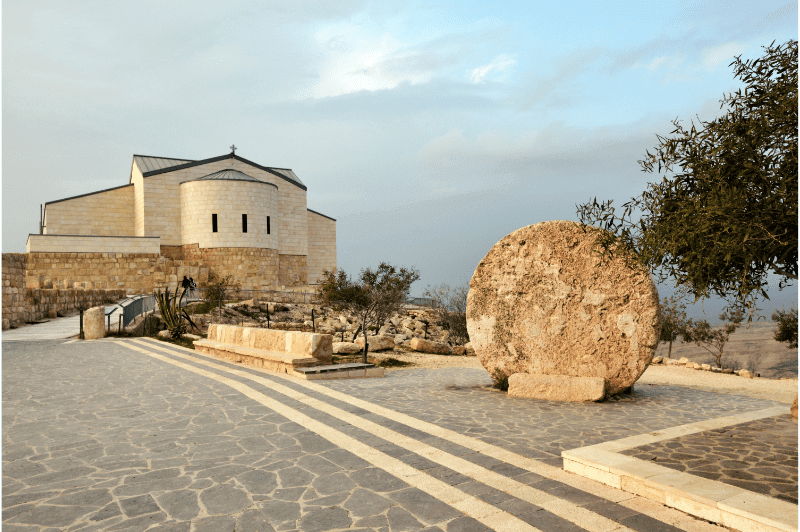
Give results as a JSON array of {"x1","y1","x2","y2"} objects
[{"x1": 293, "y1": 362, "x2": 384, "y2": 380}]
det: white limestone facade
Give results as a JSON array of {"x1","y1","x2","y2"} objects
[
  {"x1": 26, "y1": 235, "x2": 161, "y2": 254},
  {"x1": 36, "y1": 152, "x2": 336, "y2": 289},
  {"x1": 307, "y1": 210, "x2": 337, "y2": 284},
  {"x1": 180, "y1": 178, "x2": 278, "y2": 249}
]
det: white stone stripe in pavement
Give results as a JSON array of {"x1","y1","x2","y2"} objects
[
  {"x1": 137, "y1": 337, "x2": 729, "y2": 532},
  {"x1": 122, "y1": 341, "x2": 545, "y2": 532},
  {"x1": 132, "y1": 339, "x2": 635, "y2": 532}
]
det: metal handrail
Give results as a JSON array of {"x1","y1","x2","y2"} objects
[{"x1": 119, "y1": 294, "x2": 157, "y2": 327}]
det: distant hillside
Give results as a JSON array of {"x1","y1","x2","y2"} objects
[{"x1": 653, "y1": 321, "x2": 798, "y2": 379}]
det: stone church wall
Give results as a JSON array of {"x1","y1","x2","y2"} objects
[
  {"x1": 132, "y1": 164, "x2": 145, "y2": 236},
  {"x1": 180, "y1": 179, "x2": 278, "y2": 249},
  {"x1": 44, "y1": 184, "x2": 135, "y2": 236},
  {"x1": 307, "y1": 210, "x2": 337, "y2": 284},
  {"x1": 181, "y1": 245, "x2": 279, "y2": 290},
  {"x1": 276, "y1": 183, "x2": 309, "y2": 257},
  {"x1": 279, "y1": 254, "x2": 307, "y2": 287},
  {"x1": 27, "y1": 235, "x2": 161, "y2": 254},
  {"x1": 136, "y1": 158, "x2": 309, "y2": 256}
]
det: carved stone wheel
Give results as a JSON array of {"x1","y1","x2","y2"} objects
[{"x1": 466, "y1": 220, "x2": 661, "y2": 397}]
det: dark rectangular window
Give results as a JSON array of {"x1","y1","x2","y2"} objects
[
  {"x1": 267, "y1": 216, "x2": 271, "y2": 235},
  {"x1": 212, "y1": 213, "x2": 218, "y2": 233},
  {"x1": 242, "y1": 214, "x2": 247, "y2": 233}
]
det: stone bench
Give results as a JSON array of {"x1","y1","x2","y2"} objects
[{"x1": 194, "y1": 324, "x2": 332, "y2": 374}]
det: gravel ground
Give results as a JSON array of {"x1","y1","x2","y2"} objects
[
  {"x1": 371, "y1": 351, "x2": 798, "y2": 404},
  {"x1": 638, "y1": 364, "x2": 798, "y2": 404}
]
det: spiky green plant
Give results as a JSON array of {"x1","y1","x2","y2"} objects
[{"x1": 155, "y1": 286, "x2": 199, "y2": 338}]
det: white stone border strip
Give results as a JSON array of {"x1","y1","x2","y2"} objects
[
  {"x1": 136, "y1": 337, "x2": 737, "y2": 532},
  {"x1": 562, "y1": 406, "x2": 797, "y2": 532}
]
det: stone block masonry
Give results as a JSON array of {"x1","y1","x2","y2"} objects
[
  {"x1": 279, "y1": 254, "x2": 307, "y2": 287},
  {"x1": 3, "y1": 253, "x2": 127, "y2": 329},
  {"x1": 5, "y1": 245, "x2": 305, "y2": 329},
  {"x1": 3, "y1": 253, "x2": 26, "y2": 329},
  {"x1": 182, "y1": 244, "x2": 279, "y2": 290},
  {"x1": 307, "y1": 210, "x2": 336, "y2": 284},
  {"x1": 25, "y1": 252, "x2": 166, "y2": 294}
]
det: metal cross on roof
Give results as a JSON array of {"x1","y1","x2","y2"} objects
[{"x1": 230, "y1": 144, "x2": 237, "y2": 155}]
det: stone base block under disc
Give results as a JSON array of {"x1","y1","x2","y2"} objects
[{"x1": 507, "y1": 373, "x2": 605, "y2": 402}]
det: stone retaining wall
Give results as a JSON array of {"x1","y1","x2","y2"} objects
[
  {"x1": 3, "y1": 252, "x2": 128, "y2": 329},
  {"x1": 26, "y1": 288, "x2": 127, "y2": 325},
  {"x1": 3, "y1": 253, "x2": 26, "y2": 329},
  {"x1": 25, "y1": 252, "x2": 164, "y2": 293},
  {"x1": 3, "y1": 244, "x2": 313, "y2": 329}
]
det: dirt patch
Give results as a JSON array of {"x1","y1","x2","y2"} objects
[{"x1": 654, "y1": 321, "x2": 797, "y2": 379}]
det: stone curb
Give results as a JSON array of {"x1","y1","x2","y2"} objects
[
  {"x1": 651, "y1": 357, "x2": 758, "y2": 378},
  {"x1": 562, "y1": 405, "x2": 796, "y2": 532}
]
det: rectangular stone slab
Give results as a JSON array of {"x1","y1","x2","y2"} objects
[{"x1": 507, "y1": 374, "x2": 605, "y2": 402}]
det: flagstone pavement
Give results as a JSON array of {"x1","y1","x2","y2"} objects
[{"x1": 2, "y1": 335, "x2": 791, "y2": 532}]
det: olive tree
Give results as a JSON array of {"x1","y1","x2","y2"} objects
[
  {"x1": 317, "y1": 263, "x2": 420, "y2": 363},
  {"x1": 772, "y1": 305, "x2": 798, "y2": 348},
  {"x1": 577, "y1": 40, "x2": 797, "y2": 320}
]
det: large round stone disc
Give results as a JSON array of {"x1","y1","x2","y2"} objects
[{"x1": 466, "y1": 220, "x2": 661, "y2": 396}]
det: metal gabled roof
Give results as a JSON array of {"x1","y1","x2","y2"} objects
[
  {"x1": 269, "y1": 167, "x2": 304, "y2": 186},
  {"x1": 134, "y1": 153, "x2": 307, "y2": 191},
  {"x1": 133, "y1": 155, "x2": 193, "y2": 174},
  {"x1": 191, "y1": 168, "x2": 271, "y2": 184}
]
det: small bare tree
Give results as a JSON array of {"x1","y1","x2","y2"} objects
[
  {"x1": 659, "y1": 295, "x2": 690, "y2": 358},
  {"x1": 683, "y1": 308, "x2": 745, "y2": 368},
  {"x1": 317, "y1": 263, "x2": 420, "y2": 363},
  {"x1": 205, "y1": 272, "x2": 241, "y2": 324},
  {"x1": 422, "y1": 283, "x2": 470, "y2": 345}
]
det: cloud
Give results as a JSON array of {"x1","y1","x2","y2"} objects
[
  {"x1": 514, "y1": 46, "x2": 604, "y2": 110},
  {"x1": 701, "y1": 42, "x2": 745, "y2": 70},
  {"x1": 469, "y1": 54, "x2": 516, "y2": 84},
  {"x1": 604, "y1": 31, "x2": 706, "y2": 74}
]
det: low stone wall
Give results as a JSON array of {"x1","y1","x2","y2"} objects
[
  {"x1": 4, "y1": 244, "x2": 314, "y2": 329},
  {"x1": 25, "y1": 252, "x2": 163, "y2": 293},
  {"x1": 23, "y1": 252, "x2": 213, "y2": 295},
  {"x1": 3, "y1": 253, "x2": 26, "y2": 330},
  {"x1": 24, "y1": 288, "x2": 126, "y2": 325},
  {"x1": 3, "y1": 252, "x2": 128, "y2": 329}
]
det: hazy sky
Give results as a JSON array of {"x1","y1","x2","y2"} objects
[{"x1": 3, "y1": 1, "x2": 797, "y2": 325}]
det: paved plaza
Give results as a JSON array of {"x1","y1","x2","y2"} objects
[{"x1": 2, "y1": 335, "x2": 796, "y2": 532}]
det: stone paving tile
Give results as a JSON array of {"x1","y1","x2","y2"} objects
[
  {"x1": 5, "y1": 338, "x2": 779, "y2": 532},
  {"x1": 313, "y1": 368, "x2": 780, "y2": 464},
  {"x1": 621, "y1": 414, "x2": 799, "y2": 504},
  {"x1": 3, "y1": 340, "x2": 491, "y2": 532}
]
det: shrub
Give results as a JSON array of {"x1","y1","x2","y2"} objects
[
  {"x1": 378, "y1": 357, "x2": 413, "y2": 368},
  {"x1": 154, "y1": 286, "x2": 198, "y2": 339},
  {"x1": 422, "y1": 283, "x2": 469, "y2": 344},
  {"x1": 491, "y1": 369, "x2": 509, "y2": 391}
]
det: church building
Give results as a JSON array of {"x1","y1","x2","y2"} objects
[{"x1": 26, "y1": 150, "x2": 336, "y2": 291}]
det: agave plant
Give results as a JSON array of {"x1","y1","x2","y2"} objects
[{"x1": 154, "y1": 286, "x2": 199, "y2": 338}]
